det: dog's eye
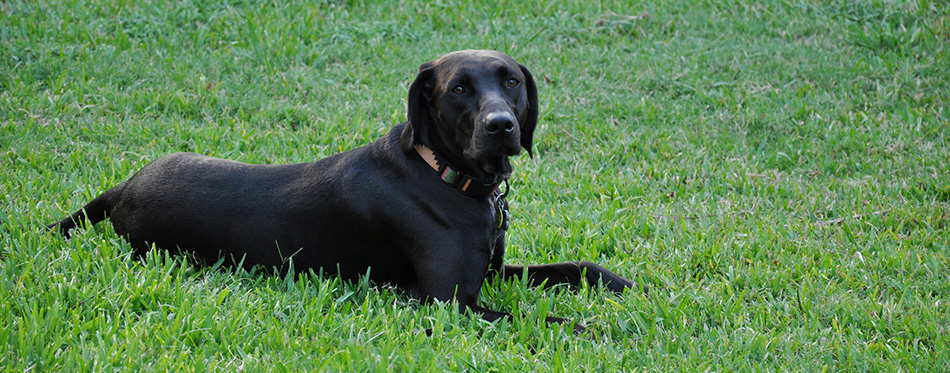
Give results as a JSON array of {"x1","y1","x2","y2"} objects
[
  {"x1": 506, "y1": 78, "x2": 520, "y2": 88},
  {"x1": 451, "y1": 85, "x2": 465, "y2": 94}
]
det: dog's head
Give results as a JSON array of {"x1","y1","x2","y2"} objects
[{"x1": 401, "y1": 50, "x2": 538, "y2": 180}]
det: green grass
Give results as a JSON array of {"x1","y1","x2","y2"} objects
[{"x1": 2, "y1": 0, "x2": 949, "y2": 370}]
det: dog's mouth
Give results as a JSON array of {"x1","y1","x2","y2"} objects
[
  {"x1": 478, "y1": 155, "x2": 513, "y2": 179},
  {"x1": 461, "y1": 134, "x2": 521, "y2": 180},
  {"x1": 462, "y1": 145, "x2": 518, "y2": 180}
]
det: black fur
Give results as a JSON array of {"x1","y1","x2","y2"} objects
[{"x1": 47, "y1": 50, "x2": 640, "y2": 332}]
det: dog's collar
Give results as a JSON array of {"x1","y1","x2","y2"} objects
[{"x1": 414, "y1": 144, "x2": 505, "y2": 198}]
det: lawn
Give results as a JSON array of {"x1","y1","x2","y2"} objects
[{"x1": 2, "y1": 0, "x2": 949, "y2": 370}]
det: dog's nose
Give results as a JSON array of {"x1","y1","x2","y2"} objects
[{"x1": 485, "y1": 113, "x2": 516, "y2": 136}]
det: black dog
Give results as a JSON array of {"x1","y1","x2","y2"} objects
[{"x1": 48, "y1": 50, "x2": 638, "y2": 331}]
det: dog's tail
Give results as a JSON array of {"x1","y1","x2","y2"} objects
[{"x1": 46, "y1": 182, "x2": 127, "y2": 238}]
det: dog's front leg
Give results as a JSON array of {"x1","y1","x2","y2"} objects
[
  {"x1": 411, "y1": 249, "x2": 585, "y2": 333},
  {"x1": 464, "y1": 304, "x2": 585, "y2": 334},
  {"x1": 501, "y1": 262, "x2": 644, "y2": 294}
]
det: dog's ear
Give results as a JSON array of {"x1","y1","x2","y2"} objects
[
  {"x1": 518, "y1": 63, "x2": 539, "y2": 158},
  {"x1": 401, "y1": 62, "x2": 436, "y2": 153}
]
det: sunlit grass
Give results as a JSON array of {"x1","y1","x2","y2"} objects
[{"x1": 2, "y1": 0, "x2": 948, "y2": 370}]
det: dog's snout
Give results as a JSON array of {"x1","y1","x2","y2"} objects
[{"x1": 485, "y1": 113, "x2": 516, "y2": 136}]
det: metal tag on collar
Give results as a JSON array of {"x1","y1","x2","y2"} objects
[
  {"x1": 493, "y1": 180, "x2": 510, "y2": 230},
  {"x1": 494, "y1": 200, "x2": 509, "y2": 230}
]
